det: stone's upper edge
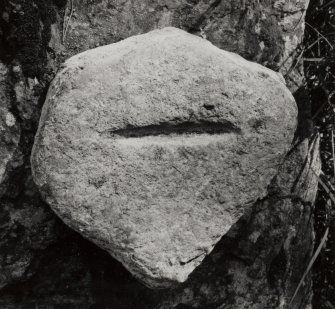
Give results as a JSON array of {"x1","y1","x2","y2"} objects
[
  {"x1": 63, "y1": 27, "x2": 289, "y2": 88},
  {"x1": 49, "y1": 27, "x2": 297, "y2": 137}
]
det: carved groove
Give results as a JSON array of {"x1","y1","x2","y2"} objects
[{"x1": 106, "y1": 120, "x2": 241, "y2": 138}]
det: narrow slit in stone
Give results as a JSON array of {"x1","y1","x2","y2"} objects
[{"x1": 104, "y1": 120, "x2": 241, "y2": 138}]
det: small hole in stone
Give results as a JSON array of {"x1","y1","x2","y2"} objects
[{"x1": 203, "y1": 104, "x2": 215, "y2": 110}]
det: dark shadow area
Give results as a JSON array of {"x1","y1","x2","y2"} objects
[
  {"x1": 106, "y1": 120, "x2": 241, "y2": 138},
  {"x1": 303, "y1": 1, "x2": 335, "y2": 308},
  {"x1": 0, "y1": 217, "x2": 163, "y2": 309}
]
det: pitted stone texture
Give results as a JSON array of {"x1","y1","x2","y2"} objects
[
  {"x1": 31, "y1": 28, "x2": 297, "y2": 288},
  {"x1": 0, "y1": 62, "x2": 20, "y2": 189}
]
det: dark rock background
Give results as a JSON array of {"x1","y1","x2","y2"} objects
[
  {"x1": 303, "y1": 1, "x2": 335, "y2": 308},
  {"x1": 0, "y1": 0, "x2": 320, "y2": 308}
]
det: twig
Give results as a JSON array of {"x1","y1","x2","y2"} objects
[
  {"x1": 289, "y1": 227, "x2": 329, "y2": 306},
  {"x1": 320, "y1": 0, "x2": 335, "y2": 10},
  {"x1": 63, "y1": 0, "x2": 74, "y2": 44},
  {"x1": 305, "y1": 37, "x2": 324, "y2": 52},
  {"x1": 306, "y1": 22, "x2": 334, "y2": 50},
  {"x1": 285, "y1": 72, "x2": 303, "y2": 88},
  {"x1": 318, "y1": 32, "x2": 321, "y2": 56},
  {"x1": 311, "y1": 168, "x2": 335, "y2": 205},
  {"x1": 285, "y1": 48, "x2": 305, "y2": 77},
  {"x1": 332, "y1": 130, "x2": 335, "y2": 177},
  {"x1": 278, "y1": 48, "x2": 298, "y2": 72},
  {"x1": 62, "y1": 4, "x2": 68, "y2": 41},
  {"x1": 293, "y1": 9, "x2": 306, "y2": 31},
  {"x1": 312, "y1": 95, "x2": 331, "y2": 120},
  {"x1": 303, "y1": 57, "x2": 325, "y2": 62},
  {"x1": 277, "y1": 8, "x2": 306, "y2": 14}
]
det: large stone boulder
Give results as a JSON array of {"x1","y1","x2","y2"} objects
[{"x1": 31, "y1": 27, "x2": 297, "y2": 288}]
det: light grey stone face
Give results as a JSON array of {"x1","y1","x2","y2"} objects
[{"x1": 31, "y1": 27, "x2": 297, "y2": 288}]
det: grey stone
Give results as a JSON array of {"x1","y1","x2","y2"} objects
[
  {"x1": 31, "y1": 27, "x2": 297, "y2": 288},
  {"x1": 0, "y1": 62, "x2": 20, "y2": 189}
]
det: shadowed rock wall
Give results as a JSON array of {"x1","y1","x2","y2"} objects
[{"x1": 0, "y1": 0, "x2": 318, "y2": 308}]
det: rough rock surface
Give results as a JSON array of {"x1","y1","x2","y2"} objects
[
  {"x1": 31, "y1": 28, "x2": 297, "y2": 288},
  {"x1": 0, "y1": 0, "x2": 317, "y2": 308},
  {"x1": 0, "y1": 62, "x2": 20, "y2": 192}
]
